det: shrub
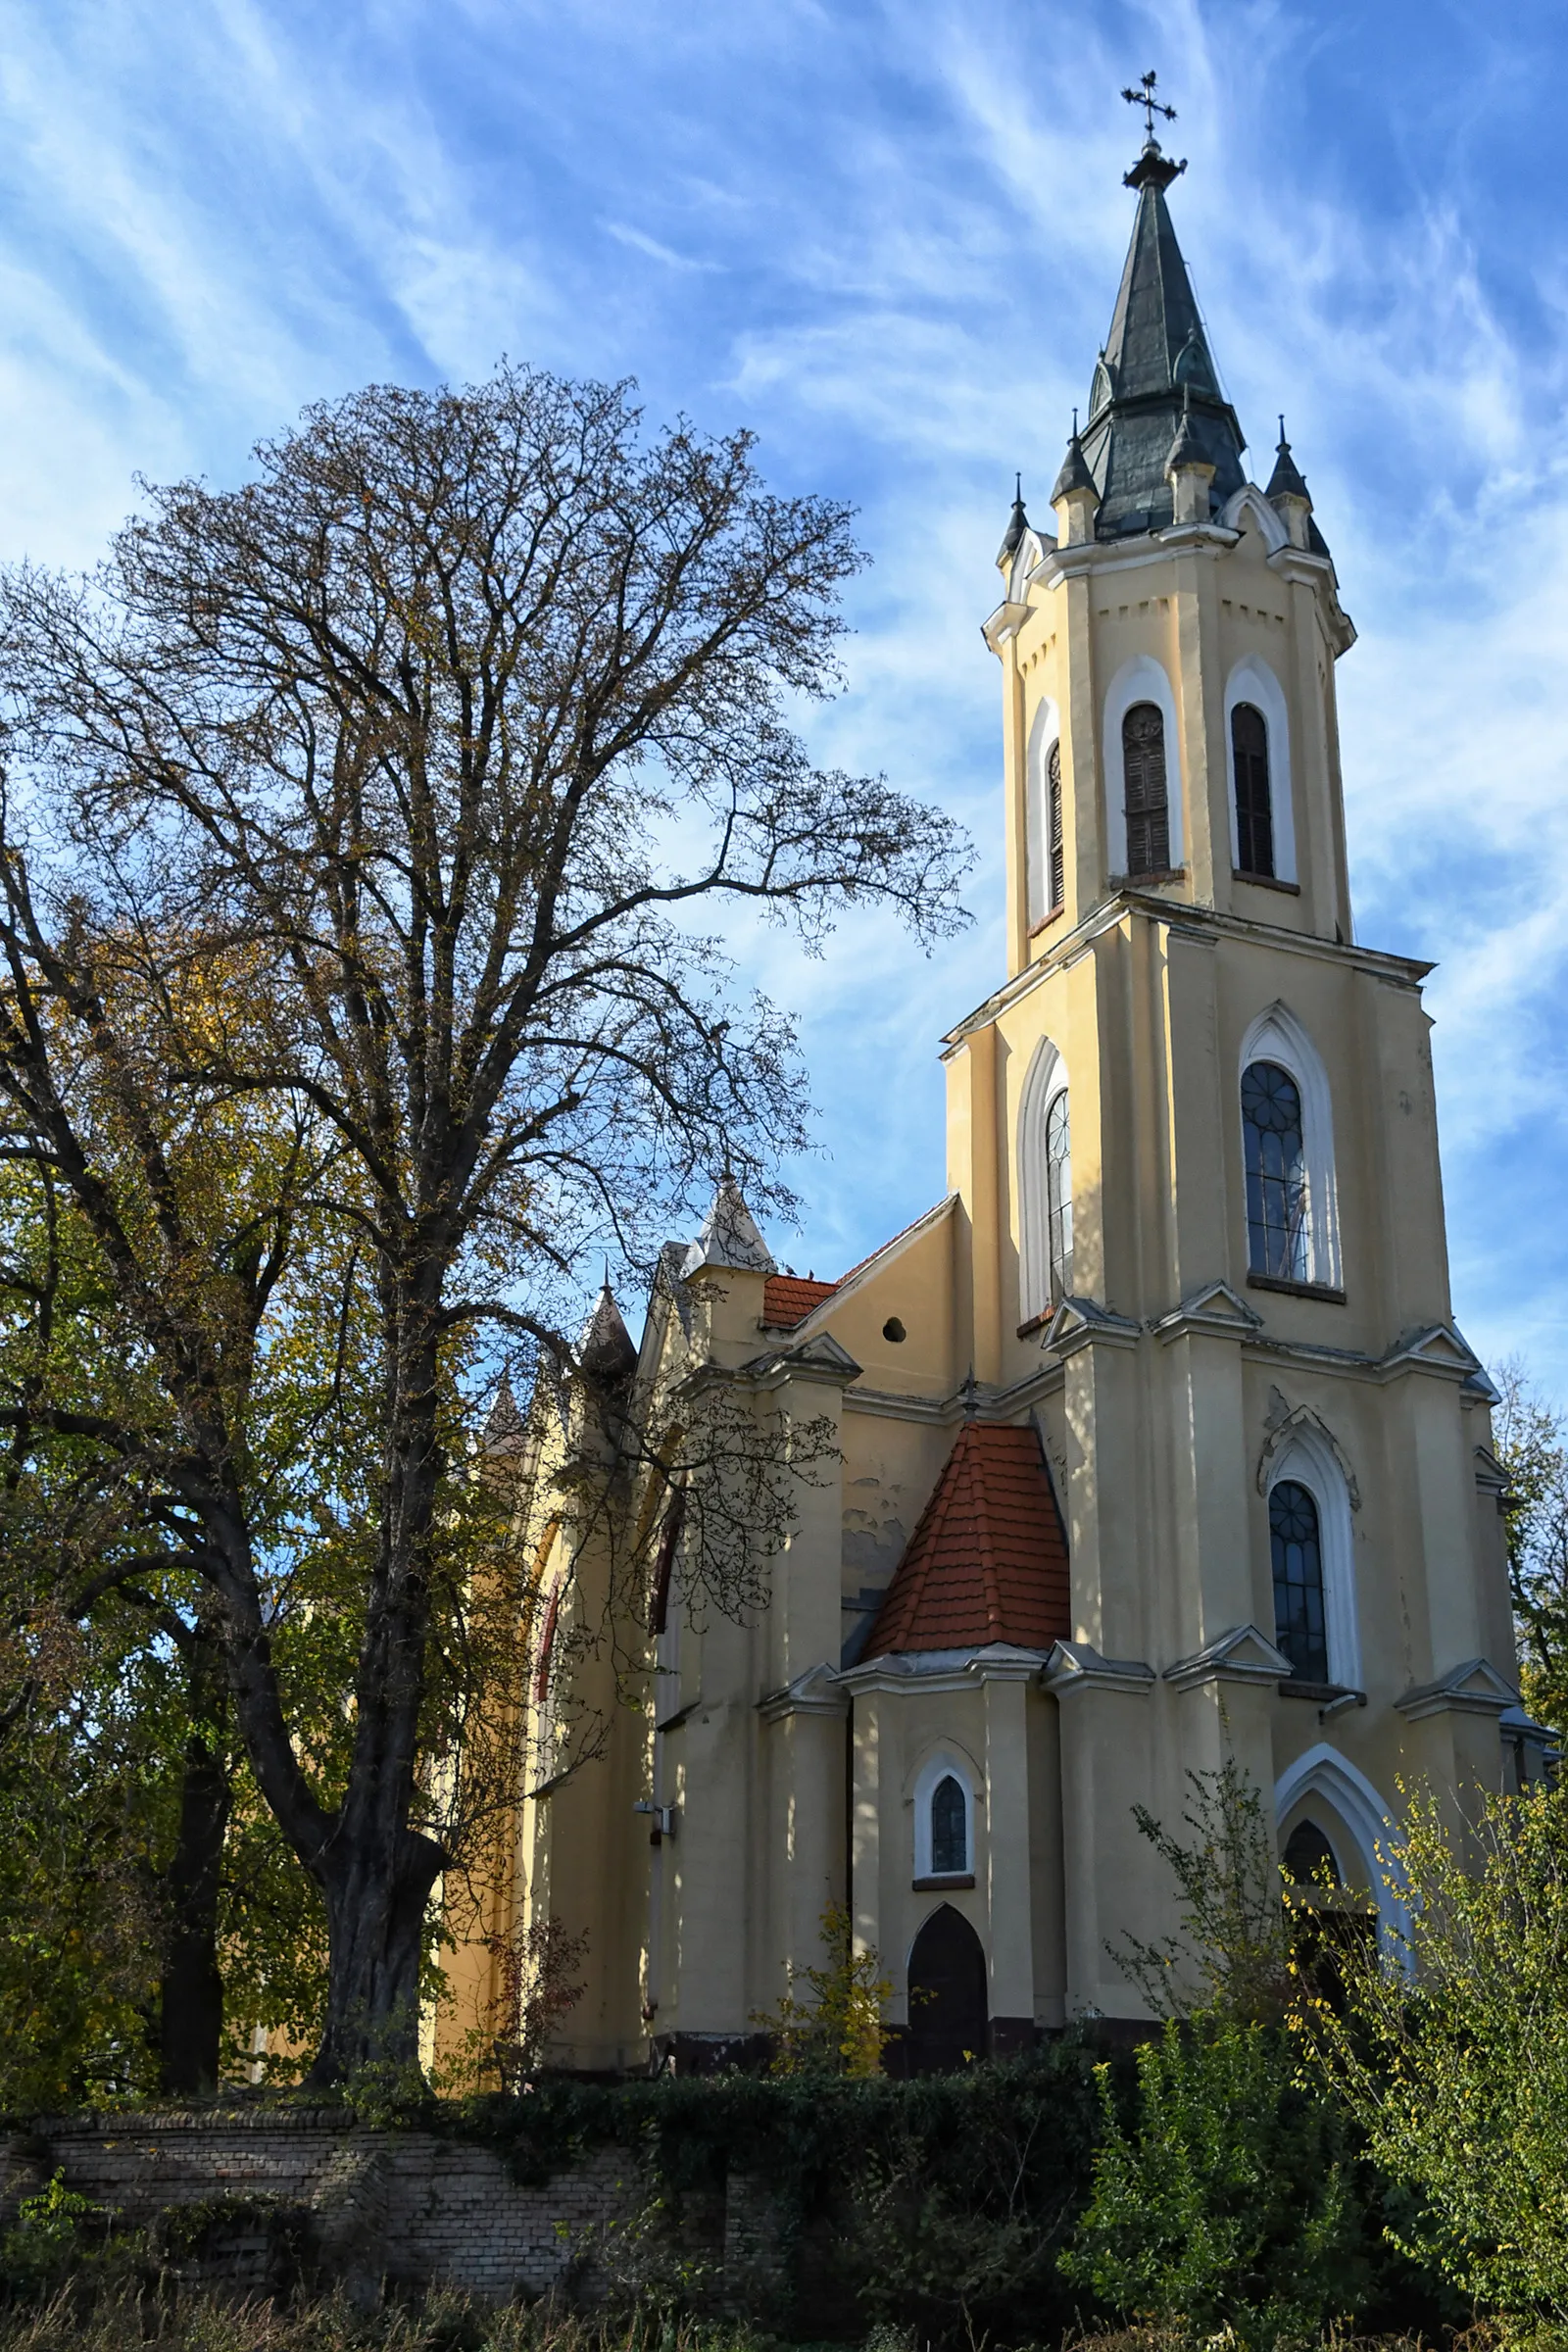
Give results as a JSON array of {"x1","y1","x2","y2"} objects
[{"x1": 1060, "y1": 2016, "x2": 1369, "y2": 2351}]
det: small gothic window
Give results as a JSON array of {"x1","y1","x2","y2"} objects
[
  {"x1": 1271, "y1": 1479, "x2": 1329, "y2": 1683},
  {"x1": 1232, "y1": 702, "x2": 1275, "y2": 878},
  {"x1": 931, "y1": 1775, "x2": 968, "y2": 1876},
  {"x1": 1046, "y1": 1090, "x2": 1073, "y2": 1304},
  {"x1": 1047, "y1": 739, "x2": 1065, "y2": 914},
  {"x1": 1283, "y1": 1819, "x2": 1341, "y2": 1886},
  {"x1": 1243, "y1": 1059, "x2": 1309, "y2": 1281},
  {"x1": 1122, "y1": 703, "x2": 1169, "y2": 875}
]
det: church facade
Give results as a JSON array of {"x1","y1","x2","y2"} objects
[{"x1": 440, "y1": 129, "x2": 1546, "y2": 2075}]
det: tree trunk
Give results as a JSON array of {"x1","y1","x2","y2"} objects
[
  {"x1": 158, "y1": 1724, "x2": 231, "y2": 2097},
  {"x1": 307, "y1": 1825, "x2": 445, "y2": 2085}
]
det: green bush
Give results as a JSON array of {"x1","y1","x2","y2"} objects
[{"x1": 1060, "y1": 2017, "x2": 1370, "y2": 2350}]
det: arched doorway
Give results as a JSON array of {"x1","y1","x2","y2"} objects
[{"x1": 906, "y1": 1903, "x2": 987, "y2": 2074}]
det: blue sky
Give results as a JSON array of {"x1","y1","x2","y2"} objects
[{"x1": 4, "y1": 0, "x2": 1568, "y2": 1395}]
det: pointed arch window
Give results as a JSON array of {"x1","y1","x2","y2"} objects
[
  {"x1": 1270, "y1": 1479, "x2": 1328, "y2": 1683},
  {"x1": 1243, "y1": 1059, "x2": 1309, "y2": 1281},
  {"x1": 1232, "y1": 702, "x2": 1274, "y2": 879},
  {"x1": 931, "y1": 1775, "x2": 968, "y2": 1876},
  {"x1": 1047, "y1": 740, "x2": 1065, "y2": 915},
  {"x1": 1046, "y1": 1090, "x2": 1072, "y2": 1303},
  {"x1": 1122, "y1": 703, "x2": 1169, "y2": 875}
]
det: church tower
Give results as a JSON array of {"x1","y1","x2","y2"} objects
[
  {"x1": 447, "y1": 107, "x2": 1543, "y2": 2078},
  {"x1": 952, "y1": 113, "x2": 1535, "y2": 2014}
]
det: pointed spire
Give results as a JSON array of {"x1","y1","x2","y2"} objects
[
  {"x1": 1080, "y1": 148, "x2": 1247, "y2": 540},
  {"x1": 482, "y1": 1373, "x2": 526, "y2": 1454},
  {"x1": 1265, "y1": 417, "x2": 1310, "y2": 504},
  {"x1": 680, "y1": 1176, "x2": 777, "y2": 1279},
  {"x1": 1051, "y1": 415, "x2": 1097, "y2": 504},
  {"x1": 579, "y1": 1280, "x2": 638, "y2": 1386},
  {"x1": 996, "y1": 471, "x2": 1030, "y2": 568},
  {"x1": 1165, "y1": 384, "x2": 1206, "y2": 475}
]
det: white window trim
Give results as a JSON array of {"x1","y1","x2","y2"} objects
[
  {"x1": 1017, "y1": 1033, "x2": 1065, "y2": 1325},
  {"x1": 1025, "y1": 698, "x2": 1060, "y2": 931},
  {"x1": 1224, "y1": 656, "x2": 1297, "y2": 884},
  {"x1": 1238, "y1": 1001, "x2": 1342, "y2": 1290},
  {"x1": 1266, "y1": 1421, "x2": 1361, "y2": 1692},
  {"x1": 1275, "y1": 1743, "x2": 1409, "y2": 1953},
  {"x1": 1103, "y1": 654, "x2": 1183, "y2": 877},
  {"x1": 912, "y1": 1748, "x2": 977, "y2": 1880}
]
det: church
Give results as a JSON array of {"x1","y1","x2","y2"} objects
[{"x1": 439, "y1": 118, "x2": 1548, "y2": 2076}]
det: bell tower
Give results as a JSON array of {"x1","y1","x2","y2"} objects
[
  {"x1": 990, "y1": 119, "x2": 1355, "y2": 982},
  {"x1": 948, "y1": 98, "x2": 1533, "y2": 2019}
]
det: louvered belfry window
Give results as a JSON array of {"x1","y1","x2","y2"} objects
[
  {"x1": 1232, "y1": 702, "x2": 1275, "y2": 878},
  {"x1": 1047, "y1": 738, "x2": 1065, "y2": 913},
  {"x1": 1122, "y1": 702, "x2": 1169, "y2": 875}
]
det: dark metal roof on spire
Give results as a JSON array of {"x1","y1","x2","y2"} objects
[
  {"x1": 1265, "y1": 418, "x2": 1310, "y2": 503},
  {"x1": 1165, "y1": 383, "x2": 1207, "y2": 474},
  {"x1": 996, "y1": 471, "x2": 1030, "y2": 566},
  {"x1": 1080, "y1": 94, "x2": 1247, "y2": 539},
  {"x1": 1051, "y1": 418, "x2": 1098, "y2": 504},
  {"x1": 579, "y1": 1282, "x2": 638, "y2": 1386}
]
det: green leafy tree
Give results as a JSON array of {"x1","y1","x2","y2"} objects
[
  {"x1": 0, "y1": 364, "x2": 965, "y2": 2082},
  {"x1": 1304, "y1": 1778, "x2": 1568, "y2": 2327},
  {"x1": 1494, "y1": 1357, "x2": 1568, "y2": 1738}
]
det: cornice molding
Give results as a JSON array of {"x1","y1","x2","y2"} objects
[
  {"x1": 1396, "y1": 1657, "x2": 1517, "y2": 1723},
  {"x1": 1164, "y1": 1623, "x2": 1294, "y2": 1691},
  {"x1": 1041, "y1": 1641, "x2": 1156, "y2": 1695}
]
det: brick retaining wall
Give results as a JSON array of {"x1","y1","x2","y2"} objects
[{"x1": 1, "y1": 2109, "x2": 674, "y2": 2304}]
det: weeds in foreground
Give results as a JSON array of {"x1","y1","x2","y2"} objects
[{"x1": 0, "y1": 2285, "x2": 764, "y2": 2350}]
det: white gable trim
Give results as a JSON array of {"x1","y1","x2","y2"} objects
[{"x1": 1219, "y1": 483, "x2": 1290, "y2": 553}]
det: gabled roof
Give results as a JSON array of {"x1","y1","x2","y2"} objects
[
  {"x1": 864, "y1": 1421, "x2": 1071, "y2": 1656},
  {"x1": 1081, "y1": 144, "x2": 1247, "y2": 539},
  {"x1": 759, "y1": 1197, "x2": 955, "y2": 1333}
]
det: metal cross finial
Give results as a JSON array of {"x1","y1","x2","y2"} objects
[{"x1": 1121, "y1": 70, "x2": 1177, "y2": 144}]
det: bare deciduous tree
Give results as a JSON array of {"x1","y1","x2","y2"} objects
[{"x1": 0, "y1": 366, "x2": 966, "y2": 2080}]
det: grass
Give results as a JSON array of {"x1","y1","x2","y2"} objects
[{"x1": 0, "y1": 2300, "x2": 1554, "y2": 2352}]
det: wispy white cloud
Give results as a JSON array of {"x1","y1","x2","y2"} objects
[{"x1": 2, "y1": 0, "x2": 1567, "y2": 1386}]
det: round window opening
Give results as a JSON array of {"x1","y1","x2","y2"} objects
[{"x1": 882, "y1": 1317, "x2": 906, "y2": 1344}]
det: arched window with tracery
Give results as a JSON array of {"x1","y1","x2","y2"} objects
[
  {"x1": 931, "y1": 1775, "x2": 968, "y2": 1876},
  {"x1": 1046, "y1": 1090, "x2": 1072, "y2": 1303},
  {"x1": 1047, "y1": 739, "x2": 1065, "y2": 915},
  {"x1": 1232, "y1": 702, "x2": 1274, "y2": 878},
  {"x1": 1122, "y1": 703, "x2": 1169, "y2": 876},
  {"x1": 1270, "y1": 1478, "x2": 1328, "y2": 1683},
  {"x1": 1243, "y1": 1059, "x2": 1309, "y2": 1281}
]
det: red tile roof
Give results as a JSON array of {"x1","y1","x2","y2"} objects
[
  {"x1": 762, "y1": 1274, "x2": 839, "y2": 1327},
  {"x1": 864, "y1": 1421, "x2": 1071, "y2": 1656}
]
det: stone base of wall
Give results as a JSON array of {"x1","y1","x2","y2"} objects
[{"x1": 2, "y1": 2110, "x2": 675, "y2": 2306}]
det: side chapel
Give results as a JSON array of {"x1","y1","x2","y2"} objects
[{"x1": 439, "y1": 122, "x2": 1549, "y2": 2074}]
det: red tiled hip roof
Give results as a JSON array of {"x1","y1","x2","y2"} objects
[{"x1": 863, "y1": 1421, "x2": 1071, "y2": 1656}]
